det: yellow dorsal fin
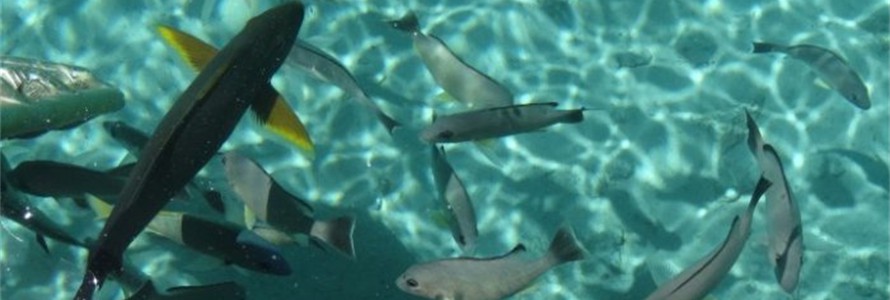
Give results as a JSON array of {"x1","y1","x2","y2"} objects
[
  {"x1": 243, "y1": 206, "x2": 257, "y2": 229},
  {"x1": 87, "y1": 195, "x2": 113, "y2": 220},
  {"x1": 157, "y1": 24, "x2": 316, "y2": 160},
  {"x1": 156, "y1": 25, "x2": 218, "y2": 70}
]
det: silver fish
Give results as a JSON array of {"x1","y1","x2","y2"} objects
[
  {"x1": 222, "y1": 151, "x2": 356, "y2": 258},
  {"x1": 746, "y1": 111, "x2": 803, "y2": 293},
  {"x1": 0, "y1": 56, "x2": 125, "y2": 139},
  {"x1": 288, "y1": 40, "x2": 400, "y2": 132},
  {"x1": 389, "y1": 12, "x2": 513, "y2": 108},
  {"x1": 396, "y1": 226, "x2": 585, "y2": 300},
  {"x1": 421, "y1": 102, "x2": 584, "y2": 143},
  {"x1": 646, "y1": 177, "x2": 771, "y2": 300},
  {"x1": 752, "y1": 42, "x2": 870, "y2": 110},
  {"x1": 431, "y1": 145, "x2": 477, "y2": 253}
]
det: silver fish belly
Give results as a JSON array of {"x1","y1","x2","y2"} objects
[{"x1": 421, "y1": 102, "x2": 584, "y2": 143}]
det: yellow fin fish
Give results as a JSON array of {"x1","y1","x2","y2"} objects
[{"x1": 157, "y1": 25, "x2": 315, "y2": 159}]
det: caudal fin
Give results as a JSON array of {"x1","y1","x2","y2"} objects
[
  {"x1": 310, "y1": 216, "x2": 356, "y2": 259},
  {"x1": 752, "y1": 42, "x2": 784, "y2": 54},
  {"x1": 562, "y1": 109, "x2": 586, "y2": 124},
  {"x1": 547, "y1": 226, "x2": 587, "y2": 265},
  {"x1": 376, "y1": 110, "x2": 402, "y2": 134},
  {"x1": 388, "y1": 12, "x2": 420, "y2": 33}
]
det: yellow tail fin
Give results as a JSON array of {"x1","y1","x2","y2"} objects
[{"x1": 87, "y1": 195, "x2": 114, "y2": 220}]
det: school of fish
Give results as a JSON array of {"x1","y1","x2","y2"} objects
[{"x1": 0, "y1": 1, "x2": 879, "y2": 300}]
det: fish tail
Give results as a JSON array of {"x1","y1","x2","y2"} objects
[
  {"x1": 377, "y1": 110, "x2": 402, "y2": 134},
  {"x1": 748, "y1": 175, "x2": 772, "y2": 212},
  {"x1": 744, "y1": 109, "x2": 762, "y2": 155},
  {"x1": 752, "y1": 42, "x2": 783, "y2": 54},
  {"x1": 388, "y1": 12, "x2": 420, "y2": 33},
  {"x1": 562, "y1": 109, "x2": 586, "y2": 124},
  {"x1": 310, "y1": 215, "x2": 356, "y2": 259},
  {"x1": 547, "y1": 226, "x2": 586, "y2": 265}
]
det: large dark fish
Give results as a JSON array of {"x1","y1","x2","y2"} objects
[
  {"x1": 73, "y1": 3, "x2": 305, "y2": 299},
  {"x1": 8, "y1": 160, "x2": 126, "y2": 201},
  {"x1": 1, "y1": 153, "x2": 86, "y2": 253},
  {"x1": 388, "y1": 12, "x2": 513, "y2": 109},
  {"x1": 421, "y1": 102, "x2": 585, "y2": 143},
  {"x1": 752, "y1": 42, "x2": 870, "y2": 110},
  {"x1": 646, "y1": 177, "x2": 771, "y2": 300},
  {"x1": 746, "y1": 111, "x2": 803, "y2": 293},
  {"x1": 396, "y1": 227, "x2": 585, "y2": 300}
]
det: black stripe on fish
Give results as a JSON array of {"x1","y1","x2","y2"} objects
[{"x1": 774, "y1": 224, "x2": 803, "y2": 281}]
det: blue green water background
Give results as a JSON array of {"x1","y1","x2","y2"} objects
[{"x1": 1, "y1": 0, "x2": 888, "y2": 299}]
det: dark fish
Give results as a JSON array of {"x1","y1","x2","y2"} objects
[
  {"x1": 126, "y1": 280, "x2": 245, "y2": 300},
  {"x1": 8, "y1": 160, "x2": 126, "y2": 201},
  {"x1": 1, "y1": 154, "x2": 86, "y2": 253},
  {"x1": 290, "y1": 40, "x2": 401, "y2": 133},
  {"x1": 396, "y1": 227, "x2": 585, "y2": 299},
  {"x1": 752, "y1": 42, "x2": 870, "y2": 110},
  {"x1": 646, "y1": 177, "x2": 771, "y2": 300},
  {"x1": 421, "y1": 102, "x2": 585, "y2": 143},
  {"x1": 389, "y1": 12, "x2": 513, "y2": 108},
  {"x1": 157, "y1": 24, "x2": 315, "y2": 158},
  {"x1": 102, "y1": 121, "x2": 150, "y2": 157},
  {"x1": 430, "y1": 145, "x2": 477, "y2": 253},
  {"x1": 222, "y1": 151, "x2": 355, "y2": 258},
  {"x1": 74, "y1": 3, "x2": 305, "y2": 299},
  {"x1": 0, "y1": 56, "x2": 125, "y2": 139},
  {"x1": 745, "y1": 111, "x2": 803, "y2": 293}
]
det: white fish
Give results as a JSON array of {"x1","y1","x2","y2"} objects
[
  {"x1": 431, "y1": 145, "x2": 477, "y2": 253},
  {"x1": 396, "y1": 227, "x2": 585, "y2": 300},
  {"x1": 752, "y1": 42, "x2": 870, "y2": 110},
  {"x1": 646, "y1": 177, "x2": 771, "y2": 300},
  {"x1": 746, "y1": 111, "x2": 803, "y2": 293},
  {"x1": 389, "y1": 12, "x2": 513, "y2": 108},
  {"x1": 421, "y1": 102, "x2": 584, "y2": 143}
]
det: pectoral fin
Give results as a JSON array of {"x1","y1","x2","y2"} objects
[
  {"x1": 36, "y1": 234, "x2": 49, "y2": 254},
  {"x1": 158, "y1": 24, "x2": 315, "y2": 159}
]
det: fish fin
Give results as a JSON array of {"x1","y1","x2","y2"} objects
[
  {"x1": 749, "y1": 175, "x2": 772, "y2": 211},
  {"x1": 744, "y1": 109, "x2": 763, "y2": 155},
  {"x1": 36, "y1": 234, "x2": 50, "y2": 254},
  {"x1": 156, "y1": 25, "x2": 219, "y2": 70},
  {"x1": 813, "y1": 77, "x2": 831, "y2": 90},
  {"x1": 310, "y1": 215, "x2": 356, "y2": 259},
  {"x1": 562, "y1": 109, "x2": 585, "y2": 123},
  {"x1": 434, "y1": 91, "x2": 459, "y2": 103},
  {"x1": 249, "y1": 94, "x2": 316, "y2": 160},
  {"x1": 87, "y1": 195, "x2": 114, "y2": 220},
  {"x1": 472, "y1": 139, "x2": 507, "y2": 167},
  {"x1": 106, "y1": 162, "x2": 136, "y2": 178},
  {"x1": 375, "y1": 109, "x2": 401, "y2": 134},
  {"x1": 548, "y1": 226, "x2": 587, "y2": 264},
  {"x1": 251, "y1": 224, "x2": 297, "y2": 246},
  {"x1": 429, "y1": 209, "x2": 453, "y2": 230},
  {"x1": 243, "y1": 206, "x2": 257, "y2": 229},
  {"x1": 388, "y1": 11, "x2": 420, "y2": 33},
  {"x1": 203, "y1": 190, "x2": 226, "y2": 214},
  {"x1": 752, "y1": 42, "x2": 783, "y2": 54}
]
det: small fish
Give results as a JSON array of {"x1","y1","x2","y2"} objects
[
  {"x1": 157, "y1": 24, "x2": 315, "y2": 158},
  {"x1": 396, "y1": 226, "x2": 586, "y2": 300},
  {"x1": 146, "y1": 211, "x2": 292, "y2": 276},
  {"x1": 289, "y1": 40, "x2": 401, "y2": 133},
  {"x1": 752, "y1": 42, "x2": 870, "y2": 110},
  {"x1": 421, "y1": 102, "x2": 585, "y2": 143},
  {"x1": 0, "y1": 56, "x2": 125, "y2": 139},
  {"x1": 222, "y1": 151, "x2": 355, "y2": 258},
  {"x1": 74, "y1": 4, "x2": 305, "y2": 299},
  {"x1": 388, "y1": 12, "x2": 513, "y2": 108},
  {"x1": 8, "y1": 160, "x2": 126, "y2": 201},
  {"x1": 646, "y1": 176, "x2": 771, "y2": 300},
  {"x1": 1, "y1": 154, "x2": 86, "y2": 253},
  {"x1": 745, "y1": 111, "x2": 803, "y2": 293},
  {"x1": 430, "y1": 145, "x2": 477, "y2": 253}
]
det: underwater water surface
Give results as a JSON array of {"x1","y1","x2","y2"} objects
[{"x1": 1, "y1": 0, "x2": 888, "y2": 299}]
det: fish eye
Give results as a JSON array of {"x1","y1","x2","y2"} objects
[
  {"x1": 437, "y1": 130, "x2": 454, "y2": 140},
  {"x1": 406, "y1": 278, "x2": 419, "y2": 288}
]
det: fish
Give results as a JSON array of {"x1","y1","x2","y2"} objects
[
  {"x1": 745, "y1": 111, "x2": 804, "y2": 293},
  {"x1": 221, "y1": 151, "x2": 355, "y2": 258},
  {"x1": 1, "y1": 154, "x2": 86, "y2": 253},
  {"x1": 388, "y1": 12, "x2": 513, "y2": 108},
  {"x1": 8, "y1": 160, "x2": 127, "y2": 201},
  {"x1": 102, "y1": 121, "x2": 150, "y2": 157},
  {"x1": 646, "y1": 176, "x2": 771, "y2": 300},
  {"x1": 146, "y1": 211, "x2": 292, "y2": 276},
  {"x1": 430, "y1": 145, "x2": 477, "y2": 253},
  {"x1": 157, "y1": 24, "x2": 315, "y2": 158},
  {"x1": 421, "y1": 102, "x2": 585, "y2": 143},
  {"x1": 126, "y1": 280, "x2": 246, "y2": 300},
  {"x1": 0, "y1": 56, "x2": 125, "y2": 139},
  {"x1": 289, "y1": 39, "x2": 401, "y2": 133},
  {"x1": 74, "y1": 3, "x2": 305, "y2": 299},
  {"x1": 396, "y1": 226, "x2": 586, "y2": 300},
  {"x1": 752, "y1": 42, "x2": 870, "y2": 110}
]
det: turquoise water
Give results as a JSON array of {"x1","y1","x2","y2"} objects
[{"x1": 1, "y1": 0, "x2": 888, "y2": 299}]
